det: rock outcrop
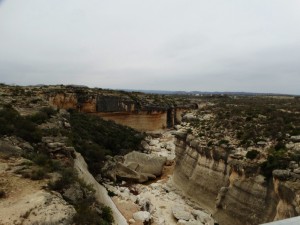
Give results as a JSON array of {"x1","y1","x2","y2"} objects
[
  {"x1": 0, "y1": 190, "x2": 76, "y2": 225},
  {"x1": 172, "y1": 129, "x2": 300, "y2": 225},
  {"x1": 102, "y1": 151, "x2": 167, "y2": 183},
  {"x1": 74, "y1": 152, "x2": 128, "y2": 225},
  {"x1": 45, "y1": 86, "x2": 197, "y2": 131}
]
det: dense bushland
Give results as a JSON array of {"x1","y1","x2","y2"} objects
[
  {"x1": 0, "y1": 105, "x2": 42, "y2": 143},
  {"x1": 69, "y1": 111, "x2": 144, "y2": 175}
]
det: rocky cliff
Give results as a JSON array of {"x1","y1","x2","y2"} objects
[
  {"x1": 172, "y1": 128, "x2": 300, "y2": 225},
  {"x1": 45, "y1": 86, "x2": 197, "y2": 131},
  {"x1": 74, "y1": 152, "x2": 128, "y2": 225}
]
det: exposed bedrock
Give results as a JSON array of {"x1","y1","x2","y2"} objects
[
  {"x1": 172, "y1": 132, "x2": 300, "y2": 225},
  {"x1": 102, "y1": 151, "x2": 167, "y2": 183},
  {"x1": 47, "y1": 90, "x2": 195, "y2": 131}
]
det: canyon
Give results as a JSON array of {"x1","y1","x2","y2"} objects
[{"x1": 1, "y1": 84, "x2": 300, "y2": 225}]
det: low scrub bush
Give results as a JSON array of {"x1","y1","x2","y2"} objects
[
  {"x1": 0, "y1": 189, "x2": 5, "y2": 198},
  {"x1": 73, "y1": 198, "x2": 114, "y2": 225},
  {"x1": 48, "y1": 167, "x2": 76, "y2": 191},
  {"x1": 260, "y1": 149, "x2": 289, "y2": 179},
  {"x1": 0, "y1": 105, "x2": 42, "y2": 143},
  {"x1": 246, "y1": 150, "x2": 259, "y2": 160},
  {"x1": 27, "y1": 107, "x2": 57, "y2": 124},
  {"x1": 30, "y1": 168, "x2": 48, "y2": 180}
]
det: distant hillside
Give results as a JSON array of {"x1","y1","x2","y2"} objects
[{"x1": 120, "y1": 89, "x2": 298, "y2": 97}]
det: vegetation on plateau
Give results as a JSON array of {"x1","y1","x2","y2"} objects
[{"x1": 190, "y1": 96, "x2": 300, "y2": 178}]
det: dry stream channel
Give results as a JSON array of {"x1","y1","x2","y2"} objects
[{"x1": 104, "y1": 130, "x2": 215, "y2": 225}]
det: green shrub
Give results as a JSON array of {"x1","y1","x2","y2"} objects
[
  {"x1": 31, "y1": 168, "x2": 48, "y2": 180},
  {"x1": 30, "y1": 153, "x2": 49, "y2": 166},
  {"x1": 27, "y1": 107, "x2": 57, "y2": 124},
  {"x1": 102, "y1": 206, "x2": 114, "y2": 224},
  {"x1": 207, "y1": 141, "x2": 213, "y2": 147},
  {"x1": 73, "y1": 199, "x2": 114, "y2": 225},
  {"x1": 40, "y1": 107, "x2": 57, "y2": 117},
  {"x1": 260, "y1": 154, "x2": 289, "y2": 179},
  {"x1": 218, "y1": 139, "x2": 229, "y2": 145},
  {"x1": 246, "y1": 150, "x2": 259, "y2": 160},
  {"x1": 48, "y1": 167, "x2": 76, "y2": 191},
  {"x1": 0, "y1": 105, "x2": 42, "y2": 143},
  {"x1": 28, "y1": 112, "x2": 48, "y2": 124},
  {"x1": 0, "y1": 189, "x2": 5, "y2": 198},
  {"x1": 107, "y1": 190, "x2": 116, "y2": 197},
  {"x1": 274, "y1": 141, "x2": 286, "y2": 151}
]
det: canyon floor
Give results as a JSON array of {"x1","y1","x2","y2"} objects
[{"x1": 106, "y1": 130, "x2": 215, "y2": 225}]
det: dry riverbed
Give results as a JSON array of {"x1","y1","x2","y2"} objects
[{"x1": 105, "y1": 130, "x2": 215, "y2": 225}]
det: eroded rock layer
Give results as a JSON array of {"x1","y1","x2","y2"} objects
[
  {"x1": 173, "y1": 131, "x2": 300, "y2": 225},
  {"x1": 45, "y1": 86, "x2": 196, "y2": 131}
]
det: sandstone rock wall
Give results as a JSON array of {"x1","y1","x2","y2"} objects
[
  {"x1": 172, "y1": 133, "x2": 300, "y2": 225},
  {"x1": 48, "y1": 91, "x2": 191, "y2": 131},
  {"x1": 95, "y1": 111, "x2": 168, "y2": 131}
]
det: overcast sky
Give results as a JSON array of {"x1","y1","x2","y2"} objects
[{"x1": 0, "y1": 0, "x2": 299, "y2": 94}]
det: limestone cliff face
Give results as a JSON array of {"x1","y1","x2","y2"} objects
[
  {"x1": 74, "y1": 152, "x2": 128, "y2": 225},
  {"x1": 46, "y1": 88, "x2": 196, "y2": 131},
  {"x1": 49, "y1": 93, "x2": 79, "y2": 111},
  {"x1": 272, "y1": 175, "x2": 300, "y2": 221},
  {"x1": 172, "y1": 133, "x2": 300, "y2": 225},
  {"x1": 95, "y1": 111, "x2": 168, "y2": 131}
]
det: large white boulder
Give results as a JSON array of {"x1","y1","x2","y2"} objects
[{"x1": 133, "y1": 211, "x2": 151, "y2": 222}]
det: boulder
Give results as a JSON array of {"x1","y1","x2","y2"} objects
[
  {"x1": 293, "y1": 168, "x2": 300, "y2": 174},
  {"x1": 172, "y1": 128, "x2": 188, "y2": 138},
  {"x1": 172, "y1": 205, "x2": 192, "y2": 221},
  {"x1": 289, "y1": 161, "x2": 299, "y2": 170},
  {"x1": 175, "y1": 125, "x2": 182, "y2": 130},
  {"x1": 133, "y1": 211, "x2": 151, "y2": 222},
  {"x1": 192, "y1": 210, "x2": 214, "y2": 224},
  {"x1": 102, "y1": 151, "x2": 166, "y2": 183},
  {"x1": 47, "y1": 142, "x2": 64, "y2": 149},
  {"x1": 291, "y1": 135, "x2": 300, "y2": 142},
  {"x1": 166, "y1": 143, "x2": 175, "y2": 151},
  {"x1": 141, "y1": 140, "x2": 150, "y2": 150},
  {"x1": 273, "y1": 170, "x2": 291, "y2": 180},
  {"x1": 128, "y1": 218, "x2": 136, "y2": 224},
  {"x1": 124, "y1": 151, "x2": 167, "y2": 176},
  {"x1": 182, "y1": 113, "x2": 197, "y2": 121},
  {"x1": 257, "y1": 141, "x2": 267, "y2": 146},
  {"x1": 115, "y1": 162, "x2": 154, "y2": 183},
  {"x1": 177, "y1": 220, "x2": 188, "y2": 225},
  {"x1": 149, "y1": 139, "x2": 160, "y2": 146}
]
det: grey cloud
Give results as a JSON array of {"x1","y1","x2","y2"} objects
[{"x1": 0, "y1": 0, "x2": 300, "y2": 94}]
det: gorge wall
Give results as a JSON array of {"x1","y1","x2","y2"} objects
[
  {"x1": 172, "y1": 132, "x2": 300, "y2": 225},
  {"x1": 46, "y1": 88, "x2": 194, "y2": 131}
]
